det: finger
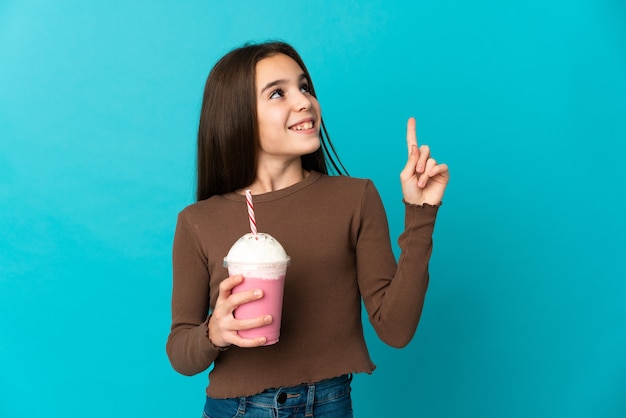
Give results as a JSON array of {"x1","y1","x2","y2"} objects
[
  {"x1": 225, "y1": 316, "x2": 273, "y2": 348},
  {"x1": 416, "y1": 145, "x2": 430, "y2": 174},
  {"x1": 215, "y1": 275, "x2": 261, "y2": 316},
  {"x1": 233, "y1": 315, "x2": 273, "y2": 330},
  {"x1": 400, "y1": 144, "x2": 419, "y2": 182},
  {"x1": 217, "y1": 274, "x2": 244, "y2": 298},
  {"x1": 229, "y1": 335, "x2": 268, "y2": 348},
  {"x1": 428, "y1": 163, "x2": 450, "y2": 181},
  {"x1": 211, "y1": 311, "x2": 271, "y2": 347},
  {"x1": 228, "y1": 288, "x2": 264, "y2": 311},
  {"x1": 214, "y1": 275, "x2": 244, "y2": 312},
  {"x1": 418, "y1": 158, "x2": 437, "y2": 188},
  {"x1": 406, "y1": 117, "x2": 417, "y2": 155},
  {"x1": 214, "y1": 274, "x2": 243, "y2": 311}
]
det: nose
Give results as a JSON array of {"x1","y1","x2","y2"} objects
[{"x1": 292, "y1": 90, "x2": 312, "y2": 112}]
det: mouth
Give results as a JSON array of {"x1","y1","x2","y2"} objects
[{"x1": 289, "y1": 120, "x2": 315, "y2": 131}]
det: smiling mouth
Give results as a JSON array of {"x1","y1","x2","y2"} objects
[{"x1": 290, "y1": 121, "x2": 314, "y2": 131}]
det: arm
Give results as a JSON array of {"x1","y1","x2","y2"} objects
[
  {"x1": 356, "y1": 183, "x2": 439, "y2": 348},
  {"x1": 166, "y1": 212, "x2": 272, "y2": 376},
  {"x1": 165, "y1": 212, "x2": 219, "y2": 375},
  {"x1": 358, "y1": 117, "x2": 449, "y2": 347}
]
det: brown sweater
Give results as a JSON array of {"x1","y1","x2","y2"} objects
[{"x1": 166, "y1": 171, "x2": 439, "y2": 398}]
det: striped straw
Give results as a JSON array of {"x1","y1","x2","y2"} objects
[{"x1": 245, "y1": 189, "x2": 257, "y2": 237}]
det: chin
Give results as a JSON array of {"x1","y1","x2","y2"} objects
[{"x1": 304, "y1": 140, "x2": 321, "y2": 155}]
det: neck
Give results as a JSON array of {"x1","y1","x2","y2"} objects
[{"x1": 243, "y1": 159, "x2": 309, "y2": 194}]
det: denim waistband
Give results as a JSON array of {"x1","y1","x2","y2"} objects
[{"x1": 239, "y1": 374, "x2": 352, "y2": 415}]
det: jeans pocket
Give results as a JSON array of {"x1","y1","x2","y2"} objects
[
  {"x1": 313, "y1": 390, "x2": 353, "y2": 417},
  {"x1": 203, "y1": 396, "x2": 241, "y2": 418}
]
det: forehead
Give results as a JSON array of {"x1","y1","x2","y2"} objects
[{"x1": 255, "y1": 53, "x2": 305, "y2": 84}]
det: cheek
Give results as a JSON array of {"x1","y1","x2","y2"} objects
[
  {"x1": 257, "y1": 109, "x2": 280, "y2": 135},
  {"x1": 257, "y1": 112, "x2": 284, "y2": 150},
  {"x1": 312, "y1": 98, "x2": 322, "y2": 118}
]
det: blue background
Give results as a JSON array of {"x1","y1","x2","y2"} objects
[{"x1": 1, "y1": 1, "x2": 625, "y2": 417}]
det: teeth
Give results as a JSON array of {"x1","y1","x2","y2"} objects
[{"x1": 293, "y1": 121, "x2": 313, "y2": 131}]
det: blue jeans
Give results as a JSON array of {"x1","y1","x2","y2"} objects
[{"x1": 202, "y1": 374, "x2": 353, "y2": 418}]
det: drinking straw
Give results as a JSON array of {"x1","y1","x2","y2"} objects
[{"x1": 245, "y1": 189, "x2": 257, "y2": 237}]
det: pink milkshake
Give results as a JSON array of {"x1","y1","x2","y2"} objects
[{"x1": 223, "y1": 233, "x2": 290, "y2": 345}]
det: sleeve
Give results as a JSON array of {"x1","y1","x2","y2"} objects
[
  {"x1": 166, "y1": 211, "x2": 221, "y2": 375},
  {"x1": 356, "y1": 181, "x2": 439, "y2": 348}
]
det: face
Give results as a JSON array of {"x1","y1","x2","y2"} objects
[{"x1": 255, "y1": 53, "x2": 322, "y2": 166}]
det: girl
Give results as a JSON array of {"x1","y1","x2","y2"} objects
[{"x1": 167, "y1": 41, "x2": 449, "y2": 418}]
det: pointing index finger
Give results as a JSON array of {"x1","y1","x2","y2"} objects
[{"x1": 406, "y1": 117, "x2": 418, "y2": 155}]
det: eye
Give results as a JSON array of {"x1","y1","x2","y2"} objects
[
  {"x1": 300, "y1": 83, "x2": 311, "y2": 94},
  {"x1": 269, "y1": 89, "x2": 284, "y2": 99}
]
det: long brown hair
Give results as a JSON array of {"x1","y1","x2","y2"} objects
[{"x1": 196, "y1": 41, "x2": 347, "y2": 201}]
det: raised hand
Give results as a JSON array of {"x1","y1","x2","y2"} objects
[
  {"x1": 207, "y1": 275, "x2": 272, "y2": 348},
  {"x1": 400, "y1": 117, "x2": 449, "y2": 206}
]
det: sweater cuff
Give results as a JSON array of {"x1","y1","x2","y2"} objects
[
  {"x1": 402, "y1": 200, "x2": 440, "y2": 230},
  {"x1": 402, "y1": 199, "x2": 442, "y2": 209}
]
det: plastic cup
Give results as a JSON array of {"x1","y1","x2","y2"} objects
[
  {"x1": 225, "y1": 259, "x2": 289, "y2": 345},
  {"x1": 224, "y1": 233, "x2": 290, "y2": 345}
]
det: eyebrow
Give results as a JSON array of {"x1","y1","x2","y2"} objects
[{"x1": 259, "y1": 73, "x2": 308, "y2": 95}]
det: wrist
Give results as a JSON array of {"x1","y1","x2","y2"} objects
[{"x1": 206, "y1": 315, "x2": 231, "y2": 351}]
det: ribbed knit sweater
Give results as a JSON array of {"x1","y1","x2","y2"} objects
[{"x1": 166, "y1": 171, "x2": 439, "y2": 398}]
